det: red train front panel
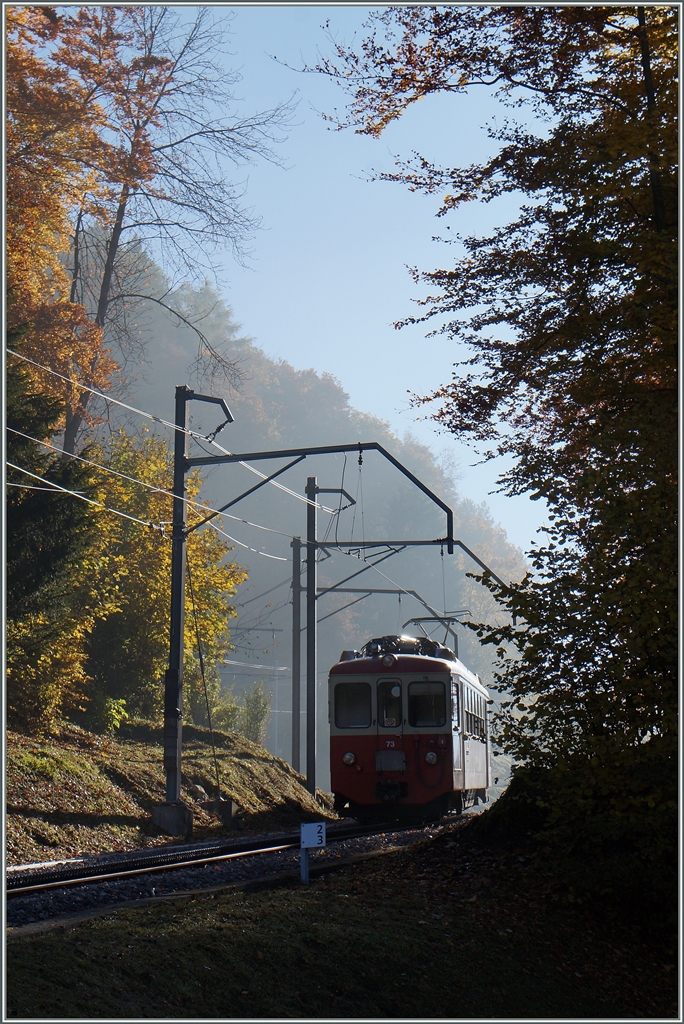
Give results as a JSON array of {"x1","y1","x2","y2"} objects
[{"x1": 329, "y1": 654, "x2": 455, "y2": 813}]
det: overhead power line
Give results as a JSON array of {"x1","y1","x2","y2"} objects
[
  {"x1": 8, "y1": 427, "x2": 289, "y2": 560},
  {"x1": 7, "y1": 482, "x2": 75, "y2": 492},
  {"x1": 7, "y1": 426, "x2": 293, "y2": 540},
  {"x1": 203, "y1": 520, "x2": 287, "y2": 561},
  {"x1": 7, "y1": 463, "x2": 161, "y2": 529},
  {"x1": 7, "y1": 349, "x2": 340, "y2": 514}
]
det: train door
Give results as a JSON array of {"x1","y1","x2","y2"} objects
[
  {"x1": 375, "y1": 678, "x2": 406, "y2": 799},
  {"x1": 463, "y1": 684, "x2": 488, "y2": 790},
  {"x1": 451, "y1": 676, "x2": 463, "y2": 788}
]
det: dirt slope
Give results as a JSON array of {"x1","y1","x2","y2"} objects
[{"x1": 6, "y1": 722, "x2": 334, "y2": 866}]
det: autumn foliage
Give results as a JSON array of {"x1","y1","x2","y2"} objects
[
  {"x1": 319, "y1": 5, "x2": 678, "y2": 918},
  {"x1": 7, "y1": 5, "x2": 289, "y2": 447},
  {"x1": 5, "y1": 6, "x2": 269, "y2": 733},
  {"x1": 81, "y1": 428, "x2": 248, "y2": 724},
  {"x1": 6, "y1": 6, "x2": 116, "y2": 418}
]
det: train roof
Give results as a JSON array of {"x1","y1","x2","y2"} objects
[{"x1": 329, "y1": 635, "x2": 486, "y2": 693}]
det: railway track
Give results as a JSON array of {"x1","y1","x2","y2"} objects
[
  {"x1": 7, "y1": 820, "x2": 449, "y2": 931},
  {"x1": 6, "y1": 821, "x2": 398, "y2": 897}
]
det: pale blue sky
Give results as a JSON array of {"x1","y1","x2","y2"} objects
[{"x1": 190, "y1": 4, "x2": 549, "y2": 553}]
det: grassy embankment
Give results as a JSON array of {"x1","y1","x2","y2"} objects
[
  {"x1": 6, "y1": 721, "x2": 333, "y2": 865},
  {"x1": 7, "y1": 720, "x2": 514, "y2": 866},
  {"x1": 6, "y1": 725, "x2": 677, "y2": 1018},
  {"x1": 7, "y1": 817, "x2": 677, "y2": 1019}
]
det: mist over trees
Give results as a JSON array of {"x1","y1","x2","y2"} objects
[
  {"x1": 5, "y1": 5, "x2": 287, "y2": 740},
  {"x1": 112, "y1": 276, "x2": 527, "y2": 779},
  {"x1": 7, "y1": 5, "x2": 291, "y2": 451},
  {"x1": 312, "y1": 5, "x2": 677, "y2": 915}
]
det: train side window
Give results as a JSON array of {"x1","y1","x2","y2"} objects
[
  {"x1": 377, "y1": 679, "x2": 402, "y2": 728},
  {"x1": 408, "y1": 681, "x2": 446, "y2": 727},
  {"x1": 334, "y1": 682, "x2": 372, "y2": 728},
  {"x1": 464, "y1": 686, "x2": 486, "y2": 738}
]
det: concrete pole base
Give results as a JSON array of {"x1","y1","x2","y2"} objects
[
  {"x1": 151, "y1": 801, "x2": 193, "y2": 837},
  {"x1": 201, "y1": 798, "x2": 239, "y2": 826}
]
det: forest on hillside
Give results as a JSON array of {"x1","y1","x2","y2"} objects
[
  {"x1": 111, "y1": 279, "x2": 528, "y2": 776},
  {"x1": 6, "y1": 7, "x2": 524, "y2": 789}
]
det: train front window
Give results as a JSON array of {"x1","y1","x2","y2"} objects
[
  {"x1": 334, "y1": 682, "x2": 372, "y2": 728},
  {"x1": 408, "y1": 681, "x2": 447, "y2": 727},
  {"x1": 377, "y1": 679, "x2": 402, "y2": 728}
]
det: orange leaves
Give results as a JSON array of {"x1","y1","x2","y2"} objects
[
  {"x1": 53, "y1": 9, "x2": 166, "y2": 191},
  {"x1": 6, "y1": 7, "x2": 112, "y2": 263},
  {"x1": 6, "y1": 6, "x2": 124, "y2": 435},
  {"x1": 9, "y1": 299, "x2": 116, "y2": 417},
  {"x1": 8, "y1": 6, "x2": 286, "y2": 449}
]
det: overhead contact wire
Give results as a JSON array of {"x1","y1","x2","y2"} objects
[
  {"x1": 338, "y1": 546, "x2": 418, "y2": 605},
  {"x1": 6, "y1": 463, "x2": 161, "y2": 529},
  {"x1": 204, "y1": 520, "x2": 287, "y2": 561},
  {"x1": 8, "y1": 350, "x2": 338, "y2": 514},
  {"x1": 7, "y1": 429, "x2": 288, "y2": 560}
]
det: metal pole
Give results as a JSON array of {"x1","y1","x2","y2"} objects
[
  {"x1": 272, "y1": 626, "x2": 278, "y2": 756},
  {"x1": 164, "y1": 386, "x2": 190, "y2": 802},
  {"x1": 291, "y1": 537, "x2": 302, "y2": 772},
  {"x1": 305, "y1": 478, "x2": 317, "y2": 797},
  {"x1": 300, "y1": 847, "x2": 310, "y2": 885}
]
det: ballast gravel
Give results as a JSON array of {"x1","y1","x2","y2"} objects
[{"x1": 6, "y1": 825, "x2": 444, "y2": 928}]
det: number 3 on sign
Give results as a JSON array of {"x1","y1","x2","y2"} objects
[{"x1": 300, "y1": 822, "x2": 327, "y2": 848}]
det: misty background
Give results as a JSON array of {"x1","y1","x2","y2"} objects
[
  {"x1": 97, "y1": 277, "x2": 525, "y2": 789},
  {"x1": 81, "y1": 6, "x2": 541, "y2": 790}
]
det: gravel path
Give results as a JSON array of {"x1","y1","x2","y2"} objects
[{"x1": 7, "y1": 824, "x2": 443, "y2": 929}]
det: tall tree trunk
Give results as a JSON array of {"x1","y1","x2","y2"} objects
[
  {"x1": 637, "y1": 6, "x2": 667, "y2": 234},
  {"x1": 95, "y1": 189, "x2": 129, "y2": 329},
  {"x1": 69, "y1": 208, "x2": 84, "y2": 305},
  {"x1": 62, "y1": 189, "x2": 129, "y2": 454}
]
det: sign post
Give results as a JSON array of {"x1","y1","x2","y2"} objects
[{"x1": 300, "y1": 822, "x2": 326, "y2": 884}]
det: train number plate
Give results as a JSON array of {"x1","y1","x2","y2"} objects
[{"x1": 375, "y1": 750, "x2": 406, "y2": 772}]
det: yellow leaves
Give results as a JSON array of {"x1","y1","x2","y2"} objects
[
  {"x1": 7, "y1": 614, "x2": 94, "y2": 731},
  {"x1": 79, "y1": 429, "x2": 248, "y2": 716},
  {"x1": 6, "y1": 6, "x2": 122, "y2": 440}
]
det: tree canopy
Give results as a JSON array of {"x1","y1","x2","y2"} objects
[
  {"x1": 6, "y1": 371, "x2": 247, "y2": 734},
  {"x1": 314, "y1": 4, "x2": 678, "y2": 900},
  {"x1": 81, "y1": 427, "x2": 247, "y2": 724},
  {"x1": 5, "y1": 5, "x2": 287, "y2": 736},
  {"x1": 6, "y1": 5, "x2": 292, "y2": 451},
  {"x1": 6, "y1": 337, "x2": 121, "y2": 732}
]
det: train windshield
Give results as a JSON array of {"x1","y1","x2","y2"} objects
[
  {"x1": 334, "y1": 682, "x2": 372, "y2": 728},
  {"x1": 408, "y1": 681, "x2": 447, "y2": 727},
  {"x1": 377, "y1": 679, "x2": 402, "y2": 728}
]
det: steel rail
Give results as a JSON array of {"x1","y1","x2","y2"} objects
[
  {"x1": 6, "y1": 842, "x2": 299, "y2": 898},
  {"x1": 6, "y1": 822, "x2": 406, "y2": 898}
]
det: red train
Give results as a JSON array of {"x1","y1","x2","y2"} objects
[{"x1": 329, "y1": 634, "x2": 492, "y2": 822}]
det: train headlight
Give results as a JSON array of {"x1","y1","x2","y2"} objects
[
  {"x1": 382, "y1": 654, "x2": 396, "y2": 667},
  {"x1": 342, "y1": 752, "x2": 356, "y2": 766},
  {"x1": 425, "y1": 751, "x2": 438, "y2": 765}
]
